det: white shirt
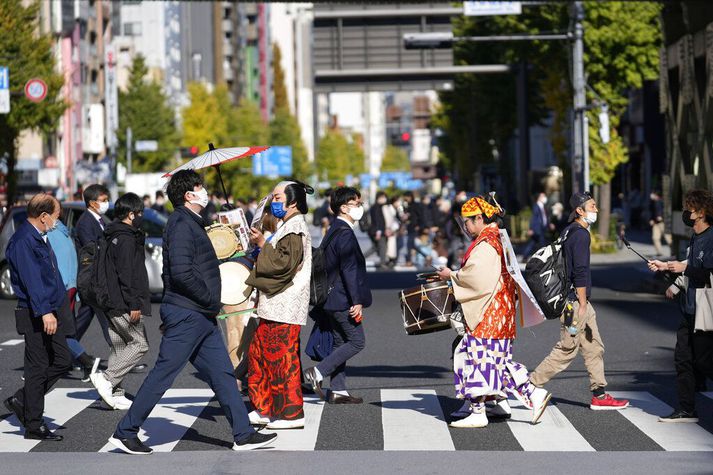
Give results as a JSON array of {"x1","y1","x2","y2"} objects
[
  {"x1": 88, "y1": 208, "x2": 105, "y2": 229},
  {"x1": 338, "y1": 216, "x2": 357, "y2": 231}
]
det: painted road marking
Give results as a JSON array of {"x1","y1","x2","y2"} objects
[
  {"x1": 381, "y1": 389, "x2": 455, "y2": 451},
  {"x1": 263, "y1": 396, "x2": 325, "y2": 450},
  {"x1": 507, "y1": 400, "x2": 595, "y2": 451},
  {"x1": 1, "y1": 339, "x2": 23, "y2": 346}
]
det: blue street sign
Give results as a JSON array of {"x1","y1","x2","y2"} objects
[
  {"x1": 0, "y1": 67, "x2": 8, "y2": 89},
  {"x1": 252, "y1": 146, "x2": 293, "y2": 177}
]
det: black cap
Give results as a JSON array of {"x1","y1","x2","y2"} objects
[{"x1": 568, "y1": 192, "x2": 593, "y2": 222}]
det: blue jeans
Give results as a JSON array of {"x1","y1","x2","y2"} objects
[
  {"x1": 65, "y1": 337, "x2": 85, "y2": 359},
  {"x1": 115, "y1": 304, "x2": 254, "y2": 443},
  {"x1": 75, "y1": 303, "x2": 111, "y2": 346},
  {"x1": 316, "y1": 310, "x2": 366, "y2": 392}
]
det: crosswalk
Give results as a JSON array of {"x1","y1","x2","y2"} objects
[{"x1": 2, "y1": 389, "x2": 712, "y2": 452}]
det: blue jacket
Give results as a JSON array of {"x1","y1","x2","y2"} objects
[
  {"x1": 7, "y1": 221, "x2": 67, "y2": 317},
  {"x1": 162, "y1": 206, "x2": 222, "y2": 316},
  {"x1": 74, "y1": 208, "x2": 105, "y2": 248},
  {"x1": 47, "y1": 221, "x2": 78, "y2": 290},
  {"x1": 322, "y1": 218, "x2": 372, "y2": 312},
  {"x1": 529, "y1": 203, "x2": 548, "y2": 238}
]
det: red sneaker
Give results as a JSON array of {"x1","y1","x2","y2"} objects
[{"x1": 590, "y1": 394, "x2": 629, "y2": 410}]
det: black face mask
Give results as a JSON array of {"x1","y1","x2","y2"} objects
[
  {"x1": 682, "y1": 210, "x2": 695, "y2": 227},
  {"x1": 132, "y1": 215, "x2": 144, "y2": 229}
]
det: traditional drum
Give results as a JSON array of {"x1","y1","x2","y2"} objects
[
  {"x1": 218, "y1": 256, "x2": 254, "y2": 305},
  {"x1": 399, "y1": 281, "x2": 458, "y2": 335},
  {"x1": 207, "y1": 223, "x2": 241, "y2": 260}
]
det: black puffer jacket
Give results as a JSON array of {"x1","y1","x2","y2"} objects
[
  {"x1": 104, "y1": 221, "x2": 151, "y2": 317},
  {"x1": 161, "y1": 206, "x2": 222, "y2": 316}
]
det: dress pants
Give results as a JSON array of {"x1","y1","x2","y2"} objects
[
  {"x1": 316, "y1": 310, "x2": 366, "y2": 392},
  {"x1": 75, "y1": 302, "x2": 112, "y2": 346},
  {"x1": 115, "y1": 304, "x2": 254, "y2": 443},
  {"x1": 15, "y1": 327, "x2": 71, "y2": 431},
  {"x1": 675, "y1": 314, "x2": 713, "y2": 412}
]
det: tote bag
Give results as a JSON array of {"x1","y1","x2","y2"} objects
[{"x1": 695, "y1": 273, "x2": 713, "y2": 331}]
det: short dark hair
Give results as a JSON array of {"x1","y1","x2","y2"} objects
[
  {"x1": 685, "y1": 189, "x2": 713, "y2": 224},
  {"x1": 83, "y1": 184, "x2": 109, "y2": 206},
  {"x1": 166, "y1": 170, "x2": 203, "y2": 207},
  {"x1": 331, "y1": 187, "x2": 361, "y2": 215},
  {"x1": 283, "y1": 180, "x2": 314, "y2": 214},
  {"x1": 155, "y1": 190, "x2": 165, "y2": 199},
  {"x1": 114, "y1": 192, "x2": 144, "y2": 221},
  {"x1": 27, "y1": 194, "x2": 59, "y2": 218}
]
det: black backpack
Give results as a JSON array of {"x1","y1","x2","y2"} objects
[
  {"x1": 523, "y1": 229, "x2": 572, "y2": 319},
  {"x1": 358, "y1": 209, "x2": 371, "y2": 233},
  {"x1": 310, "y1": 228, "x2": 346, "y2": 307},
  {"x1": 77, "y1": 238, "x2": 112, "y2": 311}
]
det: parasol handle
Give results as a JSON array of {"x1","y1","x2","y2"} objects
[{"x1": 213, "y1": 164, "x2": 232, "y2": 209}]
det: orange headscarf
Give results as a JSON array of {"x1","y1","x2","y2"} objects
[{"x1": 460, "y1": 195, "x2": 501, "y2": 219}]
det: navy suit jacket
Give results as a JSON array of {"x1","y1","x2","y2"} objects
[
  {"x1": 322, "y1": 218, "x2": 372, "y2": 312},
  {"x1": 75, "y1": 209, "x2": 105, "y2": 248},
  {"x1": 529, "y1": 203, "x2": 547, "y2": 238}
]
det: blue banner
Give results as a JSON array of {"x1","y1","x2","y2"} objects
[{"x1": 252, "y1": 146, "x2": 293, "y2": 177}]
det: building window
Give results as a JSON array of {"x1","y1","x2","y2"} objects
[{"x1": 123, "y1": 22, "x2": 142, "y2": 36}]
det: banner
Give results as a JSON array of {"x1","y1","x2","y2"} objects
[{"x1": 500, "y1": 229, "x2": 546, "y2": 328}]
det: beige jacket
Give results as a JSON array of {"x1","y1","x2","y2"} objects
[{"x1": 450, "y1": 242, "x2": 501, "y2": 331}]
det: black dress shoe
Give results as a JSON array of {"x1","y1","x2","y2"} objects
[
  {"x1": 658, "y1": 409, "x2": 699, "y2": 423},
  {"x1": 130, "y1": 364, "x2": 148, "y2": 373},
  {"x1": 24, "y1": 425, "x2": 63, "y2": 441},
  {"x1": 328, "y1": 393, "x2": 363, "y2": 404},
  {"x1": 303, "y1": 367, "x2": 324, "y2": 400},
  {"x1": 4, "y1": 396, "x2": 25, "y2": 426}
]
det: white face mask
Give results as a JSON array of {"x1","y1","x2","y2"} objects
[
  {"x1": 583, "y1": 212, "x2": 598, "y2": 225},
  {"x1": 347, "y1": 205, "x2": 364, "y2": 222},
  {"x1": 98, "y1": 201, "x2": 109, "y2": 214},
  {"x1": 188, "y1": 188, "x2": 210, "y2": 209}
]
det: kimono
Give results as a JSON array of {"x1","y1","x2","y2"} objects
[{"x1": 450, "y1": 224, "x2": 537, "y2": 409}]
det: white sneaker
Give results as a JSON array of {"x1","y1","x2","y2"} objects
[
  {"x1": 248, "y1": 411, "x2": 270, "y2": 426},
  {"x1": 486, "y1": 399, "x2": 512, "y2": 419},
  {"x1": 113, "y1": 395, "x2": 133, "y2": 410},
  {"x1": 266, "y1": 417, "x2": 305, "y2": 430},
  {"x1": 90, "y1": 372, "x2": 116, "y2": 409},
  {"x1": 449, "y1": 410, "x2": 488, "y2": 428},
  {"x1": 450, "y1": 400, "x2": 472, "y2": 419},
  {"x1": 530, "y1": 388, "x2": 552, "y2": 424}
]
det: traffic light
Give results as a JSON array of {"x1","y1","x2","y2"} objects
[
  {"x1": 180, "y1": 146, "x2": 199, "y2": 158},
  {"x1": 390, "y1": 130, "x2": 411, "y2": 147}
]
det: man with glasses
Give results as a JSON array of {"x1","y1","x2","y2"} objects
[{"x1": 304, "y1": 187, "x2": 372, "y2": 404}]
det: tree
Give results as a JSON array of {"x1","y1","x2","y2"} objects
[
  {"x1": 583, "y1": 1, "x2": 661, "y2": 240},
  {"x1": 315, "y1": 129, "x2": 351, "y2": 182},
  {"x1": 272, "y1": 43, "x2": 289, "y2": 112},
  {"x1": 346, "y1": 133, "x2": 366, "y2": 176},
  {"x1": 381, "y1": 145, "x2": 410, "y2": 171},
  {"x1": 117, "y1": 55, "x2": 178, "y2": 173},
  {"x1": 0, "y1": 0, "x2": 67, "y2": 205},
  {"x1": 180, "y1": 81, "x2": 226, "y2": 153}
]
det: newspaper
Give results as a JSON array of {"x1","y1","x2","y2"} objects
[
  {"x1": 217, "y1": 208, "x2": 250, "y2": 252},
  {"x1": 499, "y1": 229, "x2": 546, "y2": 328},
  {"x1": 250, "y1": 194, "x2": 271, "y2": 230}
]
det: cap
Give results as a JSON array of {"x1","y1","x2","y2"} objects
[{"x1": 568, "y1": 192, "x2": 593, "y2": 222}]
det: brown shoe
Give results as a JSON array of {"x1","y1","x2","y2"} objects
[{"x1": 328, "y1": 393, "x2": 363, "y2": 404}]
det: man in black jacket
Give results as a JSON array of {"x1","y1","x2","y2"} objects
[
  {"x1": 74, "y1": 184, "x2": 112, "y2": 347},
  {"x1": 109, "y1": 170, "x2": 276, "y2": 455},
  {"x1": 90, "y1": 193, "x2": 150, "y2": 411},
  {"x1": 304, "y1": 187, "x2": 372, "y2": 404},
  {"x1": 366, "y1": 191, "x2": 388, "y2": 269}
]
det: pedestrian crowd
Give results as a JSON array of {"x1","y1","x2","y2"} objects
[{"x1": 2, "y1": 172, "x2": 712, "y2": 453}]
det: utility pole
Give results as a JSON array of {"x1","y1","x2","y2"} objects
[
  {"x1": 572, "y1": 1, "x2": 586, "y2": 194},
  {"x1": 126, "y1": 127, "x2": 132, "y2": 175}
]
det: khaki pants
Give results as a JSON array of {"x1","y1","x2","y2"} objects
[
  {"x1": 530, "y1": 302, "x2": 607, "y2": 391},
  {"x1": 651, "y1": 222, "x2": 672, "y2": 256},
  {"x1": 223, "y1": 301, "x2": 258, "y2": 380}
]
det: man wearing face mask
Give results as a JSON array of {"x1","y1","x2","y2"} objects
[
  {"x1": 304, "y1": 187, "x2": 372, "y2": 404},
  {"x1": 90, "y1": 193, "x2": 150, "y2": 410},
  {"x1": 3, "y1": 194, "x2": 72, "y2": 441},
  {"x1": 529, "y1": 192, "x2": 630, "y2": 411},
  {"x1": 649, "y1": 189, "x2": 713, "y2": 422},
  {"x1": 74, "y1": 184, "x2": 113, "y2": 349},
  {"x1": 522, "y1": 192, "x2": 549, "y2": 260},
  {"x1": 109, "y1": 170, "x2": 276, "y2": 454}
]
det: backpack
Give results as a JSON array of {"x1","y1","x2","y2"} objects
[
  {"x1": 358, "y1": 208, "x2": 371, "y2": 233},
  {"x1": 523, "y1": 229, "x2": 572, "y2": 319},
  {"x1": 310, "y1": 228, "x2": 347, "y2": 307},
  {"x1": 77, "y1": 238, "x2": 112, "y2": 311}
]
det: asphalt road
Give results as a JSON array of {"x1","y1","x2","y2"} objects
[{"x1": 1, "y1": 266, "x2": 713, "y2": 474}]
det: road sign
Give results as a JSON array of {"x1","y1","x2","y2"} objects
[
  {"x1": 252, "y1": 146, "x2": 292, "y2": 177},
  {"x1": 463, "y1": 1, "x2": 522, "y2": 16},
  {"x1": 24, "y1": 78, "x2": 47, "y2": 103},
  {"x1": 135, "y1": 140, "x2": 159, "y2": 152},
  {"x1": 0, "y1": 67, "x2": 9, "y2": 114}
]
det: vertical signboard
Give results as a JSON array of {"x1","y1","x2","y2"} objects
[
  {"x1": 104, "y1": 44, "x2": 119, "y2": 151},
  {"x1": 0, "y1": 67, "x2": 9, "y2": 114},
  {"x1": 463, "y1": 2, "x2": 522, "y2": 16}
]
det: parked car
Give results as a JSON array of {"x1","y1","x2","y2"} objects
[{"x1": 0, "y1": 202, "x2": 166, "y2": 299}]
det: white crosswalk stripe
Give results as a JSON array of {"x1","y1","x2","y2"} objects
[
  {"x1": 609, "y1": 391, "x2": 713, "y2": 451},
  {"x1": 0, "y1": 388, "x2": 97, "y2": 452},
  {"x1": 2, "y1": 388, "x2": 713, "y2": 452}
]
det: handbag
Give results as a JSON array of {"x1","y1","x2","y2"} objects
[
  {"x1": 694, "y1": 273, "x2": 713, "y2": 331},
  {"x1": 305, "y1": 308, "x2": 334, "y2": 362}
]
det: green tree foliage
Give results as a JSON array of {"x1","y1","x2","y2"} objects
[
  {"x1": 381, "y1": 145, "x2": 410, "y2": 171},
  {"x1": 0, "y1": 0, "x2": 67, "y2": 204},
  {"x1": 117, "y1": 55, "x2": 178, "y2": 173},
  {"x1": 316, "y1": 129, "x2": 352, "y2": 182},
  {"x1": 346, "y1": 133, "x2": 366, "y2": 176},
  {"x1": 272, "y1": 43, "x2": 289, "y2": 112},
  {"x1": 180, "y1": 81, "x2": 226, "y2": 152}
]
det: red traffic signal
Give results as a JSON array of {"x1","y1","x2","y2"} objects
[
  {"x1": 190, "y1": 146, "x2": 199, "y2": 155},
  {"x1": 401, "y1": 132, "x2": 411, "y2": 142}
]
